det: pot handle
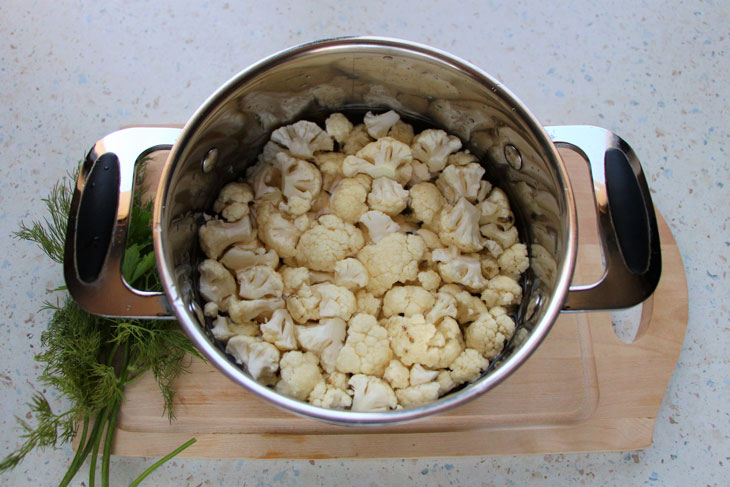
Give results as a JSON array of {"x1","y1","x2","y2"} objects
[
  {"x1": 545, "y1": 125, "x2": 662, "y2": 311},
  {"x1": 63, "y1": 127, "x2": 182, "y2": 319}
]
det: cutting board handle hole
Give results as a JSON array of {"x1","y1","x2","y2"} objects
[{"x1": 610, "y1": 303, "x2": 644, "y2": 343}]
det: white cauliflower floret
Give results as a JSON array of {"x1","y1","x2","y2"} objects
[
  {"x1": 198, "y1": 214, "x2": 256, "y2": 259},
  {"x1": 425, "y1": 290, "x2": 458, "y2": 324},
  {"x1": 436, "y1": 163, "x2": 486, "y2": 204},
  {"x1": 326, "y1": 371, "x2": 350, "y2": 392},
  {"x1": 210, "y1": 315, "x2": 259, "y2": 342},
  {"x1": 342, "y1": 137, "x2": 413, "y2": 185},
  {"x1": 343, "y1": 124, "x2": 373, "y2": 155},
  {"x1": 220, "y1": 244, "x2": 279, "y2": 271},
  {"x1": 213, "y1": 182, "x2": 254, "y2": 222},
  {"x1": 416, "y1": 228, "x2": 444, "y2": 250},
  {"x1": 335, "y1": 313, "x2": 393, "y2": 377},
  {"x1": 313, "y1": 283, "x2": 357, "y2": 321},
  {"x1": 204, "y1": 301, "x2": 219, "y2": 317},
  {"x1": 295, "y1": 317, "x2": 346, "y2": 374},
  {"x1": 383, "y1": 359, "x2": 410, "y2": 389},
  {"x1": 367, "y1": 177, "x2": 409, "y2": 215},
  {"x1": 481, "y1": 275, "x2": 523, "y2": 308},
  {"x1": 295, "y1": 214, "x2": 364, "y2": 272},
  {"x1": 325, "y1": 112, "x2": 353, "y2": 144},
  {"x1": 465, "y1": 310, "x2": 516, "y2": 360},
  {"x1": 358, "y1": 210, "x2": 401, "y2": 244},
  {"x1": 260, "y1": 308, "x2": 298, "y2": 351},
  {"x1": 349, "y1": 374, "x2": 398, "y2": 412},
  {"x1": 409, "y1": 364, "x2": 439, "y2": 385},
  {"x1": 388, "y1": 120, "x2": 415, "y2": 145},
  {"x1": 225, "y1": 295, "x2": 285, "y2": 323},
  {"x1": 255, "y1": 201, "x2": 302, "y2": 259},
  {"x1": 436, "y1": 370, "x2": 456, "y2": 395},
  {"x1": 386, "y1": 314, "x2": 464, "y2": 369},
  {"x1": 447, "y1": 151, "x2": 478, "y2": 167},
  {"x1": 258, "y1": 140, "x2": 287, "y2": 165},
  {"x1": 356, "y1": 290, "x2": 382, "y2": 316},
  {"x1": 333, "y1": 258, "x2": 369, "y2": 291},
  {"x1": 439, "y1": 197, "x2": 484, "y2": 252},
  {"x1": 275, "y1": 351, "x2": 323, "y2": 401},
  {"x1": 480, "y1": 223, "x2": 519, "y2": 256},
  {"x1": 281, "y1": 266, "x2": 310, "y2": 293},
  {"x1": 480, "y1": 253, "x2": 500, "y2": 279},
  {"x1": 409, "y1": 182, "x2": 444, "y2": 226},
  {"x1": 330, "y1": 177, "x2": 370, "y2": 223},
  {"x1": 225, "y1": 335, "x2": 280, "y2": 386},
  {"x1": 358, "y1": 233, "x2": 427, "y2": 296},
  {"x1": 498, "y1": 243, "x2": 529, "y2": 279},
  {"x1": 363, "y1": 110, "x2": 400, "y2": 139},
  {"x1": 449, "y1": 348, "x2": 489, "y2": 385},
  {"x1": 308, "y1": 381, "x2": 353, "y2": 409},
  {"x1": 236, "y1": 265, "x2": 284, "y2": 299},
  {"x1": 313, "y1": 151, "x2": 346, "y2": 192},
  {"x1": 417, "y1": 270, "x2": 441, "y2": 292},
  {"x1": 270, "y1": 120, "x2": 334, "y2": 160},
  {"x1": 395, "y1": 382, "x2": 440, "y2": 408},
  {"x1": 411, "y1": 129, "x2": 462, "y2": 173},
  {"x1": 477, "y1": 180, "x2": 492, "y2": 202},
  {"x1": 408, "y1": 160, "x2": 432, "y2": 186},
  {"x1": 198, "y1": 259, "x2": 236, "y2": 305},
  {"x1": 382, "y1": 286, "x2": 436, "y2": 318},
  {"x1": 275, "y1": 152, "x2": 322, "y2": 216},
  {"x1": 439, "y1": 284, "x2": 488, "y2": 323},
  {"x1": 285, "y1": 285, "x2": 320, "y2": 324},
  {"x1": 478, "y1": 187, "x2": 514, "y2": 229},
  {"x1": 432, "y1": 247, "x2": 488, "y2": 292},
  {"x1": 246, "y1": 157, "x2": 282, "y2": 202}
]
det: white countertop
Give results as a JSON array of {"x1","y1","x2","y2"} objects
[{"x1": 1, "y1": 0, "x2": 727, "y2": 485}]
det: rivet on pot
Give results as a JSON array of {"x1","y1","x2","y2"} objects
[
  {"x1": 504, "y1": 144, "x2": 522, "y2": 170},
  {"x1": 202, "y1": 148, "x2": 219, "y2": 173}
]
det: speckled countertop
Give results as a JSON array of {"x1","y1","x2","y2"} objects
[{"x1": 1, "y1": 0, "x2": 727, "y2": 485}]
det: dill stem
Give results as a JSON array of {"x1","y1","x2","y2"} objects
[
  {"x1": 101, "y1": 342, "x2": 130, "y2": 487},
  {"x1": 59, "y1": 415, "x2": 89, "y2": 486},
  {"x1": 86, "y1": 407, "x2": 110, "y2": 487},
  {"x1": 59, "y1": 411, "x2": 106, "y2": 487},
  {"x1": 128, "y1": 438, "x2": 197, "y2": 487}
]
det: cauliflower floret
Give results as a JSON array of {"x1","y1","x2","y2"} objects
[
  {"x1": 395, "y1": 382, "x2": 440, "y2": 408},
  {"x1": 342, "y1": 137, "x2": 413, "y2": 185},
  {"x1": 436, "y1": 163, "x2": 486, "y2": 204},
  {"x1": 416, "y1": 228, "x2": 444, "y2": 250},
  {"x1": 408, "y1": 160, "x2": 432, "y2": 186},
  {"x1": 342, "y1": 124, "x2": 372, "y2": 155},
  {"x1": 270, "y1": 120, "x2": 334, "y2": 160},
  {"x1": 411, "y1": 129, "x2": 462, "y2": 173},
  {"x1": 388, "y1": 119, "x2": 415, "y2": 145},
  {"x1": 449, "y1": 348, "x2": 489, "y2": 385},
  {"x1": 275, "y1": 152, "x2": 322, "y2": 216},
  {"x1": 382, "y1": 285, "x2": 436, "y2": 318},
  {"x1": 465, "y1": 310, "x2": 516, "y2": 360},
  {"x1": 285, "y1": 285, "x2": 320, "y2": 324},
  {"x1": 432, "y1": 247, "x2": 488, "y2": 292},
  {"x1": 275, "y1": 351, "x2": 323, "y2": 401},
  {"x1": 225, "y1": 335, "x2": 280, "y2": 386},
  {"x1": 417, "y1": 270, "x2": 441, "y2": 292},
  {"x1": 480, "y1": 223, "x2": 519, "y2": 257},
  {"x1": 358, "y1": 210, "x2": 401, "y2": 244},
  {"x1": 477, "y1": 180, "x2": 492, "y2": 202},
  {"x1": 246, "y1": 158, "x2": 282, "y2": 201},
  {"x1": 313, "y1": 151, "x2": 346, "y2": 192},
  {"x1": 334, "y1": 258, "x2": 369, "y2": 291},
  {"x1": 447, "y1": 151, "x2": 478, "y2": 167},
  {"x1": 481, "y1": 275, "x2": 523, "y2": 308},
  {"x1": 436, "y1": 370, "x2": 456, "y2": 395},
  {"x1": 349, "y1": 374, "x2": 398, "y2": 412},
  {"x1": 383, "y1": 359, "x2": 410, "y2": 389},
  {"x1": 480, "y1": 253, "x2": 500, "y2": 279},
  {"x1": 498, "y1": 243, "x2": 529, "y2": 279},
  {"x1": 210, "y1": 315, "x2": 259, "y2": 342},
  {"x1": 281, "y1": 266, "x2": 310, "y2": 293},
  {"x1": 204, "y1": 301, "x2": 219, "y2": 317},
  {"x1": 255, "y1": 201, "x2": 302, "y2": 259},
  {"x1": 236, "y1": 265, "x2": 284, "y2": 299},
  {"x1": 325, "y1": 112, "x2": 353, "y2": 144},
  {"x1": 225, "y1": 295, "x2": 285, "y2": 323},
  {"x1": 198, "y1": 259, "x2": 236, "y2": 305},
  {"x1": 308, "y1": 381, "x2": 353, "y2": 409},
  {"x1": 439, "y1": 284, "x2": 488, "y2": 323},
  {"x1": 312, "y1": 283, "x2": 357, "y2": 321},
  {"x1": 213, "y1": 182, "x2": 254, "y2": 222},
  {"x1": 409, "y1": 364, "x2": 439, "y2": 385},
  {"x1": 220, "y1": 244, "x2": 279, "y2": 271},
  {"x1": 363, "y1": 110, "x2": 401, "y2": 139},
  {"x1": 335, "y1": 313, "x2": 393, "y2": 377},
  {"x1": 367, "y1": 177, "x2": 409, "y2": 215},
  {"x1": 295, "y1": 214, "x2": 364, "y2": 272},
  {"x1": 330, "y1": 177, "x2": 370, "y2": 223},
  {"x1": 260, "y1": 308, "x2": 298, "y2": 351},
  {"x1": 295, "y1": 317, "x2": 346, "y2": 373},
  {"x1": 409, "y1": 182, "x2": 444, "y2": 226},
  {"x1": 439, "y1": 197, "x2": 484, "y2": 252},
  {"x1": 310, "y1": 190, "x2": 333, "y2": 217},
  {"x1": 356, "y1": 290, "x2": 382, "y2": 316},
  {"x1": 358, "y1": 233, "x2": 427, "y2": 296},
  {"x1": 424, "y1": 290, "x2": 458, "y2": 324},
  {"x1": 198, "y1": 214, "x2": 256, "y2": 259},
  {"x1": 478, "y1": 187, "x2": 514, "y2": 229},
  {"x1": 386, "y1": 314, "x2": 464, "y2": 369}
]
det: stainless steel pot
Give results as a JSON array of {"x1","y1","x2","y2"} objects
[{"x1": 63, "y1": 37, "x2": 661, "y2": 425}]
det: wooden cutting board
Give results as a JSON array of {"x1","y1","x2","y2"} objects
[{"x1": 110, "y1": 148, "x2": 688, "y2": 458}]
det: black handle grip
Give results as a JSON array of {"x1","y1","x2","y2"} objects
[
  {"x1": 604, "y1": 148, "x2": 650, "y2": 274},
  {"x1": 75, "y1": 153, "x2": 120, "y2": 283}
]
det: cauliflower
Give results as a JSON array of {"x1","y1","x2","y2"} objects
[
  {"x1": 367, "y1": 177, "x2": 409, "y2": 215},
  {"x1": 313, "y1": 151, "x2": 346, "y2": 192},
  {"x1": 357, "y1": 233, "x2": 427, "y2": 296},
  {"x1": 295, "y1": 317, "x2": 346, "y2": 373},
  {"x1": 198, "y1": 259, "x2": 236, "y2": 305},
  {"x1": 225, "y1": 295, "x2": 285, "y2": 323},
  {"x1": 204, "y1": 301, "x2": 219, "y2": 317},
  {"x1": 308, "y1": 381, "x2": 353, "y2": 409},
  {"x1": 198, "y1": 214, "x2": 257, "y2": 259},
  {"x1": 275, "y1": 351, "x2": 324, "y2": 401},
  {"x1": 281, "y1": 266, "x2": 310, "y2": 293},
  {"x1": 213, "y1": 182, "x2": 254, "y2": 222},
  {"x1": 478, "y1": 187, "x2": 514, "y2": 229},
  {"x1": 343, "y1": 124, "x2": 373, "y2": 155},
  {"x1": 335, "y1": 313, "x2": 392, "y2": 377},
  {"x1": 449, "y1": 348, "x2": 489, "y2": 385},
  {"x1": 436, "y1": 370, "x2": 456, "y2": 395},
  {"x1": 436, "y1": 163, "x2": 485, "y2": 204},
  {"x1": 270, "y1": 120, "x2": 334, "y2": 160},
  {"x1": 236, "y1": 265, "x2": 284, "y2": 299},
  {"x1": 498, "y1": 243, "x2": 529, "y2": 279},
  {"x1": 275, "y1": 152, "x2": 322, "y2": 216},
  {"x1": 382, "y1": 286, "x2": 436, "y2": 318},
  {"x1": 480, "y1": 253, "x2": 500, "y2": 279},
  {"x1": 395, "y1": 382, "x2": 440, "y2": 408},
  {"x1": 409, "y1": 364, "x2": 439, "y2": 385},
  {"x1": 246, "y1": 158, "x2": 281, "y2": 201},
  {"x1": 465, "y1": 310, "x2": 516, "y2": 360},
  {"x1": 285, "y1": 285, "x2": 321, "y2": 324},
  {"x1": 295, "y1": 214, "x2": 364, "y2": 272},
  {"x1": 385, "y1": 314, "x2": 464, "y2": 369},
  {"x1": 409, "y1": 182, "x2": 444, "y2": 226},
  {"x1": 388, "y1": 119, "x2": 415, "y2": 145},
  {"x1": 324, "y1": 112, "x2": 353, "y2": 144},
  {"x1": 432, "y1": 247, "x2": 488, "y2": 292},
  {"x1": 477, "y1": 180, "x2": 492, "y2": 202},
  {"x1": 447, "y1": 151, "x2": 478, "y2": 167},
  {"x1": 439, "y1": 197, "x2": 484, "y2": 252},
  {"x1": 225, "y1": 335, "x2": 280, "y2": 386},
  {"x1": 220, "y1": 244, "x2": 279, "y2": 271},
  {"x1": 438, "y1": 284, "x2": 488, "y2": 323},
  {"x1": 411, "y1": 129, "x2": 462, "y2": 173},
  {"x1": 363, "y1": 110, "x2": 400, "y2": 139},
  {"x1": 210, "y1": 315, "x2": 259, "y2": 342},
  {"x1": 358, "y1": 210, "x2": 401, "y2": 244},
  {"x1": 310, "y1": 190, "x2": 332, "y2": 217},
  {"x1": 349, "y1": 374, "x2": 398, "y2": 412},
  {"x1": 255, "y1": 201, "x2": 302, "y2": 259},
  {"x1": 333, "y1": 258, "x2": 369, "y2": 291},
  {"x1": 356, "y1": 290, "x2": 382, "y2": 316},
  {"x1": 417, "y1": 270, "x2": 441, "y2": 292},
  {"x1": 480, "y1": 223, "x2": 519, "y2": 257},
  {"x1": 425, "y1": 290, "x2": 458, "y2": 324},
  {"x1": 383, "y1": 359, "x2": 410, "y2": 389},
  {"x1": 416, "y1": 227, "x2": 444, "y2": 250},
  {"x1": 260, "y1": 308, "x2": 298, "y2": 351},
  {"x1": 481, "y1": 275, "x2": 523, "y2": 308},
  {"x1": 342, "y1": 137, "x2": 413, "y2": 185},
  {"x1": 330, "y1": 177, "x2": 370, "y2": 223},
  {"x1": 408, "y1": 160, "x2": 432, "y2": 186},
  {"x1": 313, "y1": 283, "x2": 357, "y2": 321}
]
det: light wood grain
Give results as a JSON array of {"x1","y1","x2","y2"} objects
[{"x1": 108, "y1": 148, "x2": 688, "y2": 458}]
